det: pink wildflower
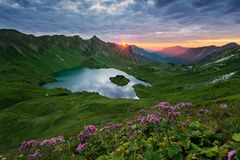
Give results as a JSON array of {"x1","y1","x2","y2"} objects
[
  {"x1": 84, "y1": 125, "x2": 98, "y2": 135},
  {"x1": 156, "y1": 102, "x2": 171, "y2": 111},
  {"x1": 39, "y1": 136, "x2": 64, "y2": 147},
  {"x1": 111, "y1": 123, "x2": 122, "y2": 130},
  {"x1": 19, "y1": 140, "x2": 40, "y2": 151},
  {"x1": 78, "y1": 132, "x2": 87, "y2": 143},
  {"x1": 228, "y1": 150, "x2": 237, "y2": 160},
  {"x1": 40, "y1": 139, "x2": 51, "y2": 147},
  {"x1": 103, "y1": 123, "x2": 122, "y2": 134},
  {"x1": 175, "y1": 102, "x2": 192, "y2": 109},
  {"x1": 157, "y1": 102, "x2": 170, "y2": 106},
  {"x1": 146, "y1": 114, "x2": 162, "y2": 123},
  {"x1": 20, "y1": 136, "x2": 64, "y2": 151},
  {"x1": 136, "y1": 115, "x2": 146, "y2": 122},
  {"x1": 27, "y1": 149, "x2": 41, "y2": 160},
  {"x1": 219, "y1": 103, "x2": 228, "y2": 109},
  {"x1": 76, "y1": 143, "x2": 88, "y2": 153},
  {"x1": 136, "y1": 113, "x2": 162, "y2": 123},
  {"x1": 172, "y1": 111, "x2": 181, "y2": 116}
]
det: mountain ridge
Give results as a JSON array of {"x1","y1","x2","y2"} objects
[
  {"x1": 131, "y1": 45, "x2": 186, "y2": 64},
  {"x1": 160, "y1": 46, "x2": 190, "y2": 56},
  {"x1": 0, "y1": 29, "x2": 148, "y2": 75},
  {"x1": 1, "y1": 29, "x2": 239, "y2": 65},
  {"x1": 177, "y1": 42, "x2": 239, "y2": 63}
]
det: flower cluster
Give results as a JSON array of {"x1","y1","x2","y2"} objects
[
  {"x1": 174, "y1": 102, "x2": 192, "y2": 109},
  {"x1": 39, "y1": 136, "x2": 64, "y2": 147},
  {"x1": 19, "y1": 136, "x2": 64, "y2": 160},
  {"x1": 155, "y1": 102, "x2": 184, "y2": 123},
  {"x1": 136, "y1": 114, "x2": 162, "y2": 123},
  {"x1": 20, "y1": 136, "x2": 65, "y2": 151},
  {"x1": 76, "y1": 143, "x2": 88, "y2": 153},
  {"x1": 16, "y1": 102, "x2": 236, "y2": 160},
  {"x1": 27, "y1": 150, "x2": 41, "y2": 160},
  {"x1": 84, "y1": 125, "x2": 98, "y2": 135},
  {"x1": 136, "y1": 102, "x2": 188, "y2": 124},
  {"x1": 136, "y1": 115, "x2": 146, "y2": 122},
  {"x1": 20, "y1": 140, "x2": 39, "y2": 151},
  {"x1": 156, "y1": 102, "x2": 191, "y2": 111},
  {"x1": 146, "y1": 113, "x2": 162, "y2": 123},
  {"x1": 155, "y1": 102, "x2": 171, "y2": 111},
  {"x1": 102, "y1": 123, "x2": 123, "y2": 135},
  {"x1": 76, "y1": 125, "x2": 98, "y2": 154}
]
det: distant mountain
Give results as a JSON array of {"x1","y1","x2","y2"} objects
[
  {"x1": 177, "y1": 43, "x2": 239, "y2": 63},
  {"x1": 1, "y1": 29, "x2": 238, "y2": 67},
  {"x1": 160, "y1": 46, "x2": 189, "y2": 56},
  {"x1": 131, "y1": 45, "x2": 186, "y2": 64}
]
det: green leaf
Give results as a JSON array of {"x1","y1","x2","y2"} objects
[
  {"x1": 201, "y1": 145, "x2": 219, "y2": 158},
  {"x1": 131, "y1": 124, "x2": 137, "y2": 130},
  {"x1": 189, "y1": 121, "x2": 201, "y2": 129},
  {"x1": 190, "y1": 130, "x2": 202, "y2": 137},
  {"x1": 179, "y1": 139, "x2": 191, "y2": 150},
  {"x1": 190, "y1": 143, "x2": 202, "y2": 152},
  {"x1": 166, "y1": 143, "x2": 182, "y2": 159},
  {"x1": 232, "y1": 133, "x2": 240, "y2": 142},
  {"x1": 218, "y1": 144, "x2": 230, "y2": 159},
  {"x1": 173, "y1": 153, "x2": 184, "y2": 160},
  {"x1": 144, "y1": 149, "x2": 160, "y2": 160}
]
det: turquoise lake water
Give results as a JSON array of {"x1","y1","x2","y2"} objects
[{"x1": 42, "y1": 67, "x2": 150, "y2": 99}]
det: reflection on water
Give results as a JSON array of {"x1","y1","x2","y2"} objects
[{"x1": 42, "y1": 67, "x2": 151, "y2": 99}]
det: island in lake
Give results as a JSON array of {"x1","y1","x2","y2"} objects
[{"x1": 110, "y1": 75, "x2": 130, "y2": 86}]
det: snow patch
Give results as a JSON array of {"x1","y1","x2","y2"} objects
[
  {"x1": 203, "y1": 54, "x2": 235, "y2": 67},
  {"x1": 12, "y1": 44, "x2": 25, "y2": 56},
  {"x1": 214, "y1": 54, "x2": 235, "y2": 63},
  {"x1": 210, "y1": 71, "x2": 237, "y2": 84}
]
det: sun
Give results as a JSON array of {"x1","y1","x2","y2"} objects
[
  {"x1": 121, "y1": 42, "x2": 127, "y2": 47},
  {"x1": 119, "y1": 41, "x2": 128, "y2": 54}
]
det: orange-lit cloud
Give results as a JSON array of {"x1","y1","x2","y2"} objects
[
  {"x1": 132, "y1": 39, "x2": 240, "y2": 51},
  {"x1": 1, "y1": 0, "x2": 239, "y2": 52}
]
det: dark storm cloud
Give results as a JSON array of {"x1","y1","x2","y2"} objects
[
  {"x1": 191, "y1": 0, "x2": 219, "y2": 8},
  {"x1": 154, "y1": 0, "x2": 177, "y2": 8},
  {"x1": 0, "y1": 0, "x2": 239, "y2": 44},
  {"x1": 225, "y1": 0, "x2": 240, "y2": 13}
]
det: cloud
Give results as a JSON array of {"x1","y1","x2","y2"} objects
[
  {"x1": 0, "y1": 0, "x2": 239, "y2": 49},
  {"x1": 191, "y1": 0, "x2": 219, "y2": 8},
  {"x1": 154, "y1": 0, "x2": 177, "y2": 8},
  {"x1": 89, "y1": 0, "x2": 134, "y2": 14}
]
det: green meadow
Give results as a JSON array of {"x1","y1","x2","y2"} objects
[{"x1": 0, "y1": 30, "x2": 240, "y2": 159}]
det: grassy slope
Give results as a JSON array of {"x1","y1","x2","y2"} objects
[
  {"x1": 0, "y1": 30, "x2": 144, "y2": 152},
  {"x1": 0, "y1": 30, "x2": 240, "y2": 153},
  {"x1": 0, "y1": 29, "x2": 142, "y2": 110}
]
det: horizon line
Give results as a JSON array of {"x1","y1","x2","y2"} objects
[{"x1": 1, "y1": 28, "x2": 239, "y2": 51}]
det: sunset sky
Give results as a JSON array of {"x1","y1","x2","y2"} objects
[{"x1": 0, "y1": 0, "x2": 240, "y2": 50}]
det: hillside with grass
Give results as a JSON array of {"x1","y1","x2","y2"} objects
[{"x1": 0, "y1": 30, "x2": 240, "y2": 159}]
